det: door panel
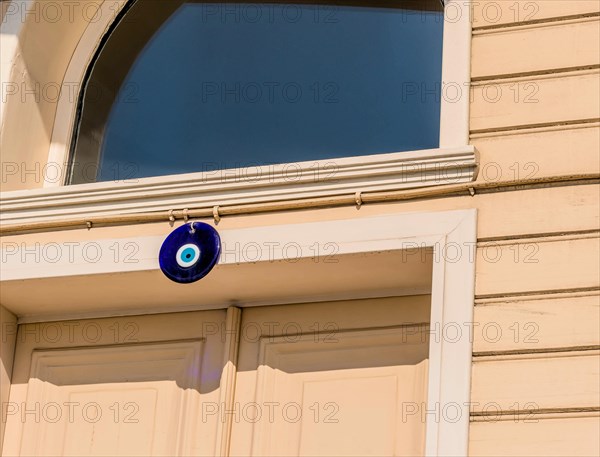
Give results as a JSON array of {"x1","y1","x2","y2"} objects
[
  {"x1": 2, "y1": 311, "x2": 226, "y2": 457},
  {"x1": 4, "y1": 298, "x2": 430, "y2": 457},
  {"x1": 229, "y1": 296, "x2": 431, "y2": 457}
]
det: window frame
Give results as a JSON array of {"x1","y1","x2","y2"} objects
[{"x1": 39, "y1": 0, "x2": 474, "y2": 201}]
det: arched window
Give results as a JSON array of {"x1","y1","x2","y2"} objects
[{"x1": 69, "y1": 0, "x2": 444, "y2": 184}]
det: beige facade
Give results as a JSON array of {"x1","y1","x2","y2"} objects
[{"x1": 1, "y1": 1, "x2": 599, "y2": 456}]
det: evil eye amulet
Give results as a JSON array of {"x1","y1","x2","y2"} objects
[{"x1": 159, "y1": 222, "x2": 221, "y2": 283}]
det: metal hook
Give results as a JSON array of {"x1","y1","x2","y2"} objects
[
  {"x1": 168, "y1": 209, "x2": 175, "y2": 226},
  {"x1": 213, "y1": 206, "x2": 221, "y2": 224},
  {"x1": 183, "y1": 209, "x2": 195, "y2": 232},
  {"x1": 355, "y1": 191, "x2": 363, "y2": 209}
]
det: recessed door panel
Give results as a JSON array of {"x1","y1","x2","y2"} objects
[
  {"x1": 230, "y1": 296, "x2": 431, "y2": 457},
  {"x1": 3, "y1": 311, "x2": 226, "y2": 457}
]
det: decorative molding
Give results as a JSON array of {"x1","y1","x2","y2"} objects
[{"x1": 0, "y1": 146, "x2": 477, "y2": 226}]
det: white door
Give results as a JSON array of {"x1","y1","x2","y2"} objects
[
  {"x1": 229, "y1": 296, "x2": 431, "y2": 457},
  {"x1": 2, "y1": 310, "x2": 227, "y2": 457},
  {"x1": 3, "y1": 296, "x2": 431, "y2": 457}
]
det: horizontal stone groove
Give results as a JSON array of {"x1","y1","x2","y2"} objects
[
  {"x1": 470, "y1": 120, "x2": 599, "y2": 138},
  {"x1": 475, "y1": 288, "x2": 599, "y2": 305},
  {"x1": 478, "y1": 229, "x2": 600, "y2": 243},
  {"x1": 470, "y1": 118, "x2": 600, "y2": 136},
  {"x1": 475, "y1": 286, "x2": 600, "y2": 301},
  {"x1": 470, "y1": 406, "x2": 600, "y2": 419},
  {"x1": 472, "y1": 11, "x2": 600, "y2": 32},
  {"x1": 473, "y1": 345, "x2": 600, "y2": 358},
  {"x1": 470, "y1": 410, "x2": 600, "y2": 422},
  {"x1": 471, "y1": 64, "x2": 600, "y2": 83},
  {"x1": 477, "y1": 231, "x2": 600, "y2": 247},
  {"x1": 471, "y1": 67, "x2": 599, "y2": 86}
]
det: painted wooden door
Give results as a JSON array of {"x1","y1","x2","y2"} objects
[
  {"x1": 228, "y1": 296, "x2": 431, "y2": 457},
  {"x1": 3, "y1": 296, "x2": 431, "y2": 456},
  {"x1": 2, "y1": 310, "x2": 227, "y2": 457}
]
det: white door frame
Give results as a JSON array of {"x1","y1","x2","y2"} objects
[{"x1": 1, "y1": 208, "x2": 477, "y2": 456}]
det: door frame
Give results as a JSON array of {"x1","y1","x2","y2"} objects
[{"x1": 2, "y1": 208, "x2": 477, "y2": 456}]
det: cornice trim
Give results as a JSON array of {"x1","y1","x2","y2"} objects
[{"x1": 1, "y1": 147, "x2": 478, "y2": 226}]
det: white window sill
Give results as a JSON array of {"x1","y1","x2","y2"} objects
[{"x1": 0, "y1": 146, "x2": 477, "y2": 226}]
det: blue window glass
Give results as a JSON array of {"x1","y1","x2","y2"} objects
[{"x1": 69, "y1": 1, "x2": 444, "y2": 184}]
